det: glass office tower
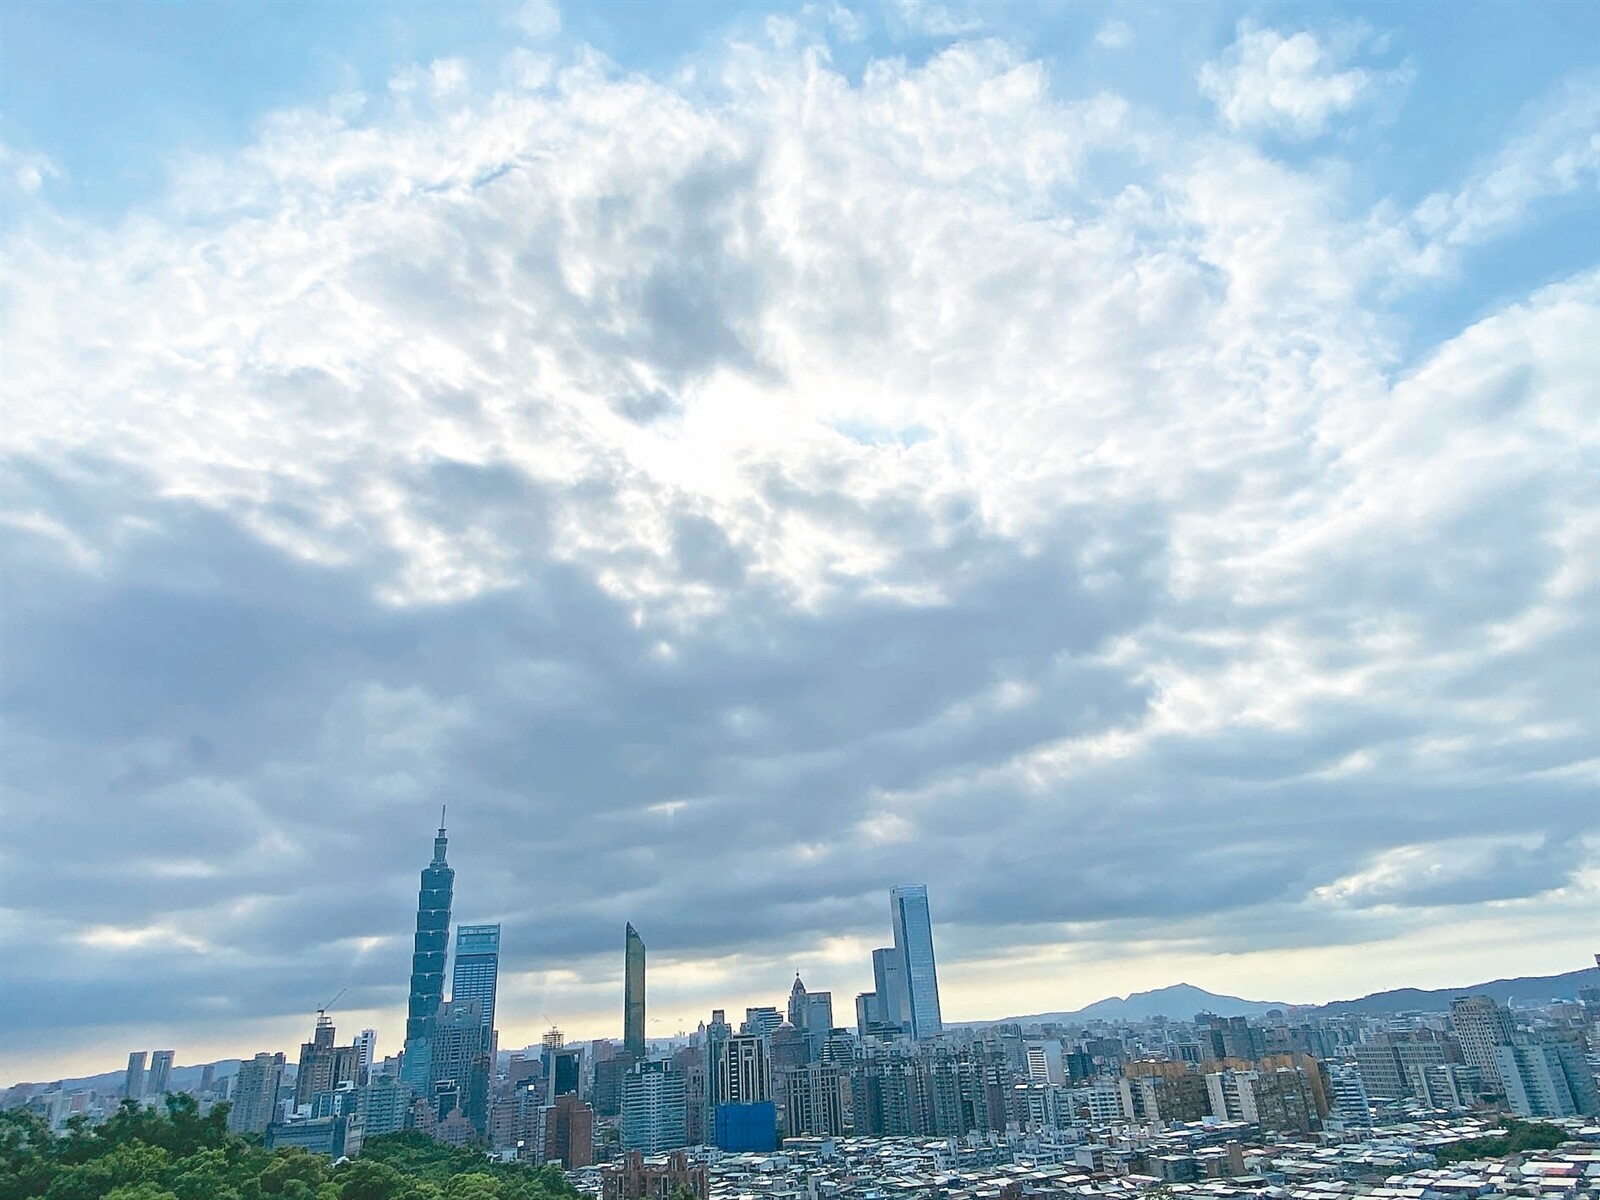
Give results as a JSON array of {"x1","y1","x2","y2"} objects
[
  {"x1": 624, "y1": 923, "x2": 647, "y2": 1058},
  {"x1": 889, "y1": 884, "x2": 943, "y2": 1039},
  {"x1": 451, "y1": 923, "x2": 502, "y2": 1037}
]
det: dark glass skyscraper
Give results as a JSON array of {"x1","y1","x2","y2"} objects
[
  {"x1": 450, "y1": 923, "x2": 501, "y2": 1037},
  {"x1": 624, "y1": 922, "x2": 647, "y2": 1058},
  {"x1": 890, "y1": 884, "x2": 943, "y2": 1039},
  {"x1": 401, "y1": 816, "x2": 454, "y2": 1095}
]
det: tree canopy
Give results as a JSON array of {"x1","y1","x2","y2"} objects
[
  {"x1": 1432, "y1": 1118, "x2": 1569, "y2": 1165},
  {"x1": 1, "y1": 1096, "x2": 581, "y2": 1200}
]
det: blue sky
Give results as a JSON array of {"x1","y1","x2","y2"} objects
[{"x1": 1, "y1": 0, "x2": 1598, "y2": 1081}]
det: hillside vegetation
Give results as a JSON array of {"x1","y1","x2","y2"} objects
[{"x1": 0, "y1": 1095, "x2": 581, "y2": 1200}]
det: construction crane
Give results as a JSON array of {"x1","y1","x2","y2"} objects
[{"x1": 317, "y1": 987, "x2": 348, "y2": 1020}]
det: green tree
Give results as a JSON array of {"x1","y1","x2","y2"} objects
[
  {"x1": 443, "y1": 1174, "x2": 502, "y2": 1200},
  {"x1": 260, "y1": 1149, "x2": 331, "y2": 1195},
  {"x1": 106, "y1": 1185, "x2": 181, "y2": 1200}
]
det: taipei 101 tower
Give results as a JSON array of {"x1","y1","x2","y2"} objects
[{"x1": 400, "y1": 811, "x2": 454, "y2": 1096}]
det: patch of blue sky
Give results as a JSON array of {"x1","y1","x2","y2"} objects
[{"x1": 832, "y1": 420, "x2": 936, "y2": 449}]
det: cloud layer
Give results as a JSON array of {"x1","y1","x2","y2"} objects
[{"x1": 2, "y1": 14, "x2": 1597, "y2": 1078}]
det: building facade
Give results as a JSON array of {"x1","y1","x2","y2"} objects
[
  {"x1": 451, "y1": 923, "x2": 502, "y2": 1039},
  {"x1": 624, "y1": 924, "x2": 647, "y2": 1059},
  {"x1": 1449, "y1": 996, "x2": 1516, "y2": 1090},
  {"x1": 146, "y1": 1051, "x2": 175, "y2": 1100},
  {"x1": 889, "y1": 885, "x2": 943, "y2": 1040},
  {"x1": 621, "y1": 1061, "x2": 687, "y2": 1154},
  {"x1": 228, "y1": 1053, "x2": 286, "y2": 1135}
]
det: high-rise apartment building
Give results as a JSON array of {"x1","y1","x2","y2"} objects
[
  {"x1": 621, "y1": 1060, "x2": 688, "y2": 1154},
  {"x1": 1496, "y1": 1040, "x2": 1600, "y2": 1118},
  {"x1": 704, "y1": 1010, "x2": 733, "y2": 1108},
  {"x1": 402, "y1": 817, "x2": 455, "y2": 1098},
  {"x1": 451, "y1": 923, "x2": 502, "y2": 1039},
  {"x1": 124, "y1": 1052, "x2": 147, "y2": 1102},
  {"x1": 359, "y1": 1072, "x2": 409, "y2": 1138},
  {"x1": 624, "y1": 923, "x2": 647, "y2": 1059},
  {"x1": 890, "y1": 885, "x2": 943, "y2": 1039},
  {"x1": 146, "y1": 1050, "x2": 175, "y2": 1100},
  {"x1": 1449, "y1": 996, "x2": 1516, "y2": 1089},
  {"x1": 717, "y1": 1034, "x2": 773, "y2": 1105},
  {"x1": 780, "y1": 1064, "x2": 847, "y2": 1136},
  {"x1": 228, "y1": 1053, "x2": 287, "y2": 1135},
  {"x1": 354, "y1": 1029, "x2": 377, "y2": 1083},
  {"x1": 294, "y1": 1014, "x2": 362, "y2": 1109}
]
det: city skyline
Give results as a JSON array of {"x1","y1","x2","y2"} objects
[
  {"x1": 3, "y1": 0, "x2": 1598, "y2": 1086},
  {"x1": 4, "y1": 823, "x2": 1593, "y2": 1087}
]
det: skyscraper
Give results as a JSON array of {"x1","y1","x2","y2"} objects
[
  {"x1": 451, "y1": 923, "x2": 502, "y2": 1037},
  {"x1": 624, "y1": 923, "x2": 647, "y2": 1059},
  {"x1": 872, "y1": 947, "x2": 908, "y2": 1033},
  {"x1": 890, "y1": 884, "x2": 943, "y2": 1039},
  {"x1": 402, "y1": 815, "x2": 455, "y2": 1097},
  {"x1": 428, "y1": 999, "x2": 493, "y2": 1133},
  {"x1": 147, "y1": 1050, "x2": 175, "y2": 1100},
  {"x1": 124, "y1": 1052, "x2": 147, "y2": 1102}
]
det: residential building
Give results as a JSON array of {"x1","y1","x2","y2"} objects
[
  {"x1": 1449, "y1": 996, "x2": 1516, "y2": 1089},
  {"x1": 1496, "y1": 1039, "x2": 1600, "y2": 1117},
  {"x1": 294, "y1": 1015, "x2": 361, "y2": 1110},
  {"x1": 543, "y1": 1092, "x2": 594, "y2": 1167},
  {"x1": 124, "y1": 1052, "x2": 147, "y2": 1102},
  {"x1": 359, "y1": 1072, "x2": 408, "y2": 1138},
  {"x1": 781, "y1": 1063, "x2": 847, "y2": 1136},
  {"x1": 717, "y1": 1033, "x2": 772, "y2": 1104},
  {"x1": 228, "y1": 1053, "x2": 286, "y2": 1135},
  {"x1": 621, "y1": 1060, "x2": 687, "y2": 1154},
  {"x1": 147, "y1": 1051, "x2": 174, "y2": 1100},
  {"x1": 601, "y1": 1150, "x2": 707, "y2": 1200}
]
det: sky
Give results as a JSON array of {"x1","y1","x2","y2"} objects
[{"x1": 1, "y1": 0, "x2": 1597, "y2": 1085}]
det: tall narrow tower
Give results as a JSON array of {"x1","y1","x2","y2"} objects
[
  {"x1": 890, "y1": 884, "x2": 943, "y2": 1039},
  {"x1": 401, "y1": 813, "x2": 455, "y2": 1094},
  {"x1": 624, "y1": 923, "x2": 647, "y2": 1058}
]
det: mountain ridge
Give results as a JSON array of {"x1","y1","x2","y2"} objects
[{"x1": 964, "y1": 967, "x2": 1598, "y2": 1026}]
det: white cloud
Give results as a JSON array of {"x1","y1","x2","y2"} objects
[
  {"x1": 892, "y1": 0, "x2": 984, "y2": 38},
  {"x1": 0, "y1": 20, "x2": 1596, "y2": 1074},
  {"x1": 1095, "y1": 19, "x2": 1133, "y2": 50},
  {"x1": 1199, "y1": 21, "x2": 1410, "y2": 140},
  {"x1": 509, "y1": 0, "x2": 562, "y2": 41},
  {"x1": 1414, "y1": 77, "x2": 1600, "y2": 250}
]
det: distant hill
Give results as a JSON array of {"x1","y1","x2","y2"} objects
[
  {"x1": 1313, "y1": 967, "x2": 1598, "y2": 1016},
  {"x1": 9, "y1": 1060, "x2": 244, "y2": 1095},
  {"x1": 968, "y1": 982, "x2": 1293, "y2": 1025},
  {"x1": 964, "y1": 966, "x2": 1599, "y2": 1027}
]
